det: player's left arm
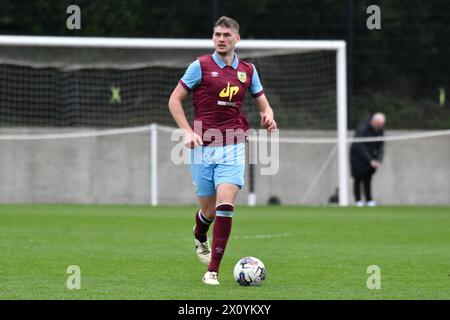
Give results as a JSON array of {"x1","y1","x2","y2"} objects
[
  {"x1": 249, "y1": 64, "x2": 277, "y2": 133},
  {"x1": 255, "y1": 94, "x2": 277, "y2": 133}
]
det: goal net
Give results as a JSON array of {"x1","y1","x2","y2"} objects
[{"x1": 0, "y1": 36, "x2": 351, "y2": 205}]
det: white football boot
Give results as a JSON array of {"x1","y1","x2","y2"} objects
[
  {"x1": 193, "y1": 226, "x2": 211, "y2": 265},
  {"x1": 355, "y1": 201, "x2": 365, "y2": 207},
  {"x1": 367, "y1": 200, "x2": 377, "y2": 207},
  {"x1": 202, "y1": 271, "x2": 219, "y2": 285}
]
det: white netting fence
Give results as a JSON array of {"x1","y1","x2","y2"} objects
[{"x1": 0, "y1": 38, "x2": 338, "y2": 129}]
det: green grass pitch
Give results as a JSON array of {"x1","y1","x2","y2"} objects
[{"x1": 0, "y1": 205, "x2": 449, "y2": 299}]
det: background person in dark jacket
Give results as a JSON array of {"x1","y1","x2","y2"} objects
[{"x1": 350, "y1": 113, "x2": 386, "y2": 207}]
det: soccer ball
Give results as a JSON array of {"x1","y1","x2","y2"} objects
[{"x1": 233, "y1": 257, "x2": 266, "y2": 286}]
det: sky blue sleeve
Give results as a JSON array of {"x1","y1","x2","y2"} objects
[
  {"x1": 179, "y1": 60, "x2": 202, "y2": 90},
  {"x1": 250, "y1": 63, "x2": 264, "y2": 96}
]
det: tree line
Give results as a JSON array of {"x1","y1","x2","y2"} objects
[{"x1": 1, "y1": 0, "x2": 449, "y2": 128}]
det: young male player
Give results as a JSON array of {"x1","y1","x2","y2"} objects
[{"x1": 168, "y1": 16, "x2": 277, "y2": 285}]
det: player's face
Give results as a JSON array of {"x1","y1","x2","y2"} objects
[{"x1": 212, "y1": 26, "x2": 240, "y2": 55}]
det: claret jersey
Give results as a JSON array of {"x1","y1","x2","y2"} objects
[{"x1": 179, "y1": 52, "x2": 264, "y2": 146}]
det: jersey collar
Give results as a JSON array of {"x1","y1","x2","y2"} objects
[{"x1": 212, "y1": 51, "x2": 239, "y2": 69}]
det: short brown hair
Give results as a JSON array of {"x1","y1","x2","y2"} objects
[{"x1": 214, "y1": 16, "x2": 239, "y2": 33}]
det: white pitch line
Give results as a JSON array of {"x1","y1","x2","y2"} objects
[{"x1": 233, "y1": 233, "x2": 290, "y2": 240}]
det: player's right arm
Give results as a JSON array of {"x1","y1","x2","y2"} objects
[
  {"x1": 168, "y1": 60, "x2": 203, "y2": 148},
  {"x1": 168, "y1": 84, "x2": 203, "y2": 148}
]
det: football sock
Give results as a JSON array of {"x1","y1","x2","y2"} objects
[
  {"x1": 208, "y1": 203, "x2": 234, "y2": 273},
  {"x1": 194, "y1": 210, "x2": 214, "y2": 243}
]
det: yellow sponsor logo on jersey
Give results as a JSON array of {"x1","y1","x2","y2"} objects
[{"x1": 219, "y1": 82, "x2": 239, "y2": 101}]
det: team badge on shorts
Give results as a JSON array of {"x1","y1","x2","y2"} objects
[{"x1": 237, "y1": 71, "x2": 247, "y2": 83}]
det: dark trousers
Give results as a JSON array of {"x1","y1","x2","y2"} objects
[{"x1": 353, "y1": 172, "x2": 374, "y2": 202}]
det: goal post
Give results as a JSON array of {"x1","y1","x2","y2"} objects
[{"x1": 0, "y1": 36, "x2": 348, "y2": 206}]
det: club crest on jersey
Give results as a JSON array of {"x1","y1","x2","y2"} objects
[{"x1": 237, "y1": 71, "x2": 247, "y2": 83}]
